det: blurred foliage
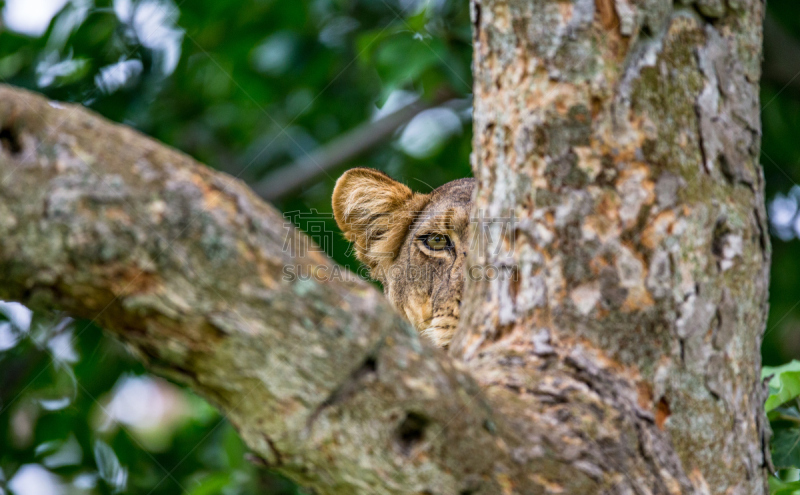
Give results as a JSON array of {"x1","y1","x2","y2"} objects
[
  {"x1": 761, "y1": 2, "x2": 800, "y2": 367},
  {"x1": 0, "y1": 304, "x2": 302, "y2": 495},
  {"x1": 764, "y1": 362, "x2": 800, "y2": 491},
  {"x1": 1, "y1": 0, "x2": 800, "y2": 493}
]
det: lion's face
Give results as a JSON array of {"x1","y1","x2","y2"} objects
[{"x1": 332, "y1": 168, "x2": 474, "y2": 348}]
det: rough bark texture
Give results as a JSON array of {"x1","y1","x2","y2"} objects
[
  {"x1": 451, "y1": 0, "x2": 770, "y2": 494},
  {"x1": 0, "y1": 86, "x2": 522, "y2": 495},
  {"x1": 0, "y1": 0, "x2": 771, "y2": 492}
]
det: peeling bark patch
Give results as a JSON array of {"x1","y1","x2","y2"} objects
[
  {"x1": 617, "y1": 165, "x2": 653, "y2": 228},
  {"x1": 595, "y1": 0, "x2": 619, "y2": 31},
  {"x1": 711, "y1": 216, "x2": 730, "y2": 258},
  {"x1": 712, "y1": 289, "x2": 737, "y2": 350},
  {"x1": 645, "y1": 249, "x2": 672, "y2": 299},
  {"x1": 654, "y1": 173, "x2": 680, "y2": 209},
  {"x1": 599, "y1": 267, "x2": 628, "y2": 309},
  {"x1": 712, "y1": 217, "x2": 743, "y2": 272},
  {"x1": 571, "y1": 283, "x2": 600, "y2": 315},
  {"x1": 655, "y1": 397, "x2": 671, "y2": 430},
  {"x1": 0, "y1": 126, "x2": 21, "y2": 155},
  {"x1": 396, "y1": 412, "x2": 430, "y2": 455},
  {"x1": 613, "y1": 0, "x2": 636, "y2": 36},
  {"x1": 531, "y1": 328, "x2": 555, "y2": 355},
  {"x1": 704, "y1": 353, "x2": 729, "y2": 400},
  {"x1": 695, "y1": 0, "x2": 727, "y2": 19},
  {"x1": 695, "y1": 25, "x2": 759, "y2": 186}
]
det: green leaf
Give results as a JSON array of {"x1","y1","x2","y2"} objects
[
  {"x1": 188, "y1": 472, "x2": 231, "y2": 495},
  {"x1": 769, "y1": 406, "x2": 800, "y2": 437},
  {"x1": 374, "y1": 34, "x2": 440, "y2": 90},
  {"x1": 405, "y1": 7, "x2": 431, "y2": 33},
  {"x1": 773, "y1": 426, "x2": 800, "y2": 470},
  {"x1": 223, "y1": 422, "x2": 247, "y2": 470},
  {"x1": 767, "y1": 373, "x2": 800, "y2": 413},
  {"x1": 770, "y1": 476, "x2": 800, "y2": 495},
  {"x1": 94, "y1": 439, "x2": 127, "y2": 493},
  {"x1": 34, "y1": 440, "x2": 63, "y2": 458},
  {"x1": 764, "y1": 361, "x2": 800, "y2": 382},
  {"x1": 763, "y1": 361, "x2": 800, "y2": 411},
  {"x1": 355, "y1": 29, "x2": 393, "y2": 65}
]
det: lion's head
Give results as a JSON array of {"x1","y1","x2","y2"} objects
[{"x1": 332, "y1": 168, "x2": 474, "y2": 348}]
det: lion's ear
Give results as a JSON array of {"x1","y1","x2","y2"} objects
[{"x1": 332, "y1": 168, "x2": 427, "y2": 274}]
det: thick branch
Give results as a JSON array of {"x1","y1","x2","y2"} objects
[{"x1": 0, "y1": 85, "x2": 514, "y2": 495}]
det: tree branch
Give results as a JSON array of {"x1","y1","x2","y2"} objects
[
  {"x1": 0, "y1": 84, "x2": 516, "y2": 495},
  {"x1": 252, "y1": 92, "x2": 463, "y2": 201}
]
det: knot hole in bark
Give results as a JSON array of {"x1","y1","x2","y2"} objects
[
  {"x1": 395, "y1": 411, "x2": 430, "y2": 455},
  {"x1": 0, "y1": 125, "x2": 21, "y2": 155},
  {"x1": 711, "y1": 215, "x2": 731, "y2": 258}
]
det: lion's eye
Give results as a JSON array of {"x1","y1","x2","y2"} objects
[{"x1": 424, "y1": 234, "x2": 451, "y2": 250}]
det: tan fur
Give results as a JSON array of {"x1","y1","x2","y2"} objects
[{"x1": 333, "y1": 168, "x2": 475, "y2": 348}]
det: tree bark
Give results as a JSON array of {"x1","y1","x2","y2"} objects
[
  {"x1": 452, "y1": 0, "x2": 770, "y2": 494},
  {"x1": 0, "y1": 86, "x2": 518, "y2": 494},
  {"x1": 0, "y1": 0, "x2": 771, "y2": 492}
]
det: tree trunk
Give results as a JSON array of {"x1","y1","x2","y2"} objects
[
  {"x1": 0, "y1": 0, "x2": 770, "y2": 492},
  {"x1": 453, "y1": 0, "x2": 770, "y2": 493}
]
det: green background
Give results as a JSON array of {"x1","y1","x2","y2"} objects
[{"x1": 0, "y1": 0, "x2": 797, "y2": 493}]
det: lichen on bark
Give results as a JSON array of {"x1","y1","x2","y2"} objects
[
  {"x1": 0, "y1": 86, "x2": 523, "y2": 495},
  {"x1": 454, "y1": 0, "x2": 769, "y2": 493}
]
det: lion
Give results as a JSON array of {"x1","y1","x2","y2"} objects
[{"x1": 332, "y1": 168, "x2": 475, "y2": 348}]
